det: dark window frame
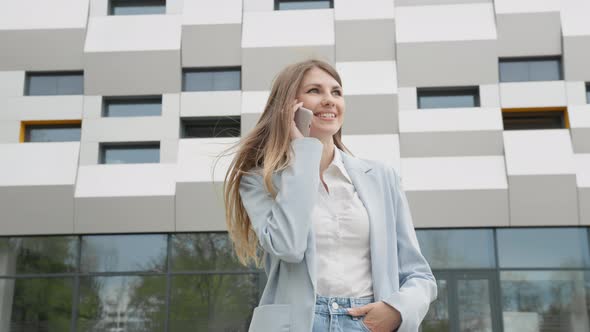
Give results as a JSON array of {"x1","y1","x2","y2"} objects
[
  {"x1": 99, "y1": 141, "x2": 161, "y2": 164},
  {"x1": 24, "y1": 71, "x2": 84, "y2": 96},
  {"x1": 108, "y1": 0, "x2": 166, "y2": 15},
  {"x1": 102, "y1": 95, "x2": 163, "y2": 117},
  {"x1": 181, "y1": 116, "x2": 241, "y2": 138},
  {"x1": 498, "y1": 55, "x2": 564, "y2": 82},
  {"x1": 274, "y1": 0, "x2": 334, "y2": 10},
  {"x1": 182, "y1": 66, "x2": 242, "y2": 92},
  {"x1": 417, "y1": 86, "x2": 480, "y2": 109}
]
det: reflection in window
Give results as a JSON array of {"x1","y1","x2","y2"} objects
[
  {"x1": 499, "y1": 57, "x2": 563, "y2": 82},
  {"x1": 0, "y1": 236, "x2": 78, "y2": 274},
  {"x1": 497, "y1": 228, "x2": 590, "y2": 268},
  {"x1": 183, "y1": 68, "x2": 241, "y2": 91},
  {"x1": 169, "y1": 274, "x2": 259, "y2": 331},
  {"x1": 181, "y1": 116, "x2": 241, "y2": 138},
  {"x1": 103, "y1": 96, "x2": 162, "y2": 117},
  {"x1": 421, "y1": 279, "x2": 449, "y2": 332},
  {"x1": 3, "y1": 278, "x2": 74, "y2": 331},
  {"x1": 171, "y1": 233, "x2": 250, "y2": 271},
  {"x1": 501, "y1": 271, "x2": 590, "y2": 332},
  {"x1": 417, "y1": 87, "x2": 480, "y2": 109},
  {"x1": 275, "y1": 0, "x2": 333, "y2": 10},
  {"x1": 458, "y1": 279, "x2": 493, "y2": 332},
  {"x1": 24, "y1": 123, "x2": 82, "y2": 142},
  {"x1": 25, "y1": 72, "x2": 84, "y2": 96},
  {"x1": 81, "y1": 234, "x2": 167, "y2": 273},
  {"x1": 77, "y1": 275, "x2": 167, "y2": 331},
  {"x1": 99, "y1": 142, "x2": 160, "y2": 164},
  {"x1": 416, "y1": 229, "x2": 495, "y2": 269}
]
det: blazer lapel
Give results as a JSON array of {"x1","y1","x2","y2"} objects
[{"x1": 339, "y1": 149, "x2": 389, "y2": 299}]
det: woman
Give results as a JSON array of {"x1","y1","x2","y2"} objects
[{"x1": 222, "y1": 59, "x2": 437, "y2": 332}]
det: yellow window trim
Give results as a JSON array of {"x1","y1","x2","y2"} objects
[
  {"x1": 501, "y1": 107, "x2": 570, "y2": 129},
  {"x1": 20, "y1": 119, "x2": 82, "y2": 143}
]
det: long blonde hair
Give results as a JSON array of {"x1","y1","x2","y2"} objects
[{"x1": 220, "y1": 59, "x2": 353, "y2": 267}]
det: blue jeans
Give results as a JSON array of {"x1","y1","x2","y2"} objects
[{"x1": 312, "y1": 294, "x2": 374, "y2": 332}]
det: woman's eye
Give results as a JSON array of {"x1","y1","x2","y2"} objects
[
  {"x1": 307, "y1": 88, "x2": 319, "y2": 93},
  {"x1": 333, "y1": 90, "x2": 342, "y2": 96}
]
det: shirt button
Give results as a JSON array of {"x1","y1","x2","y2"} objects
[{"x1": 331, "y1": 302, "x2": 339, "y2": 310}]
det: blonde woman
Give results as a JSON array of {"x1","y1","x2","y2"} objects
[{"x1": 223, "y1": 59, "x2": 437, "y2": 332}]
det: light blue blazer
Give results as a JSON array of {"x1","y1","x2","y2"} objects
[{"x1": 239, "y1": 137, "x2": 437, "y2": 332}]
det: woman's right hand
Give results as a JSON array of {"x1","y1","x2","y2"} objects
[{"x1": 290, "y1": 99, "x2": 305, "y2": 141}]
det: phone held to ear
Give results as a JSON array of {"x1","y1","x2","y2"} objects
[{"x1": 294, "y1": 106, "x2": 313, "y2": 137}]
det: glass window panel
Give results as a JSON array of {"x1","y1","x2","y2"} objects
[
  {"x1": 0, "y1": 237, "x2": 78, "y2": 275},
  {"x1": 420, "y1": 279, "x2": 450, "y2": 332},
  {"x1": 278, "y1": 1, "x2": 331, "y2": 10},
  {"x1": 499, "y1": 61, "x2": 529, "y2": 82},
  {"x1": 416, "y1": 229, "x2": 496, "y2": 269},
  {"x1": 418, "y1": 89, "x2": 479, "y2": 109},
  {"x1": 183, "y1": 71, "x2": 214, "y2": 91},
  {"x1": 497, "y1": 228, "x2": 590, "y2": 268},
  {"x1": 529, "y1": 59, "x2": 561, "y2": 81},
  {"x1": 101, "y1": 144, "x2": 160, "y2": 164},
  {"x1": 182, "y1": 117, "x2": 241, "y2": 138},
  {"x1": 586, "y1": 84, "x2": 590, "y2": 103},
  {"x1": 104, "y1": 98, "x2": 162, "y2": 117},
  {"x1": 111, "y1": 0, "x2": 166, "y2": 15},
  {"x1": 77, "y1": 275, "x2": 167, "y2": 331},
  {"x1": 56, "y1": 74, "x2": 84, "y2": 95},
  {"x1": 26, "y1": 75, "x2": 57, "y2": 96},
  {"x1": 169, "y1": 274, "x2": 260, "y2": 331},
  {"x1": 501, "y1": 270, "x2": 590, "y2": 332},
  {"x1": 1, "y1": 277, "x2": 74, "y2": 331},
  {"x1": 170, "y1": 233, "x2": 252, "y2": 272},
  {"x1": 183, "y1": 69, "x2": 241, "y2": 91},
  {"x1": 81, "y1": 234, "x2": 167, "y2": 273},
  {"x1": 212, "y1": 70, "x2": 241, "y2": 91},
  {"x1": 458, "y1": 279, "x2": 493, "y2": 332},
  {"x1": 26, "y1": 125, "x2": 81, "y2": 142}
]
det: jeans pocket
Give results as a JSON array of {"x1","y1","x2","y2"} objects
[{"x1": 359, "y1": 316, "x2": 372, "y2": 332}]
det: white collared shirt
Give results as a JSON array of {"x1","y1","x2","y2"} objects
[{"x1": 312, "y1": 147, "x2": 374, "y2": 298}]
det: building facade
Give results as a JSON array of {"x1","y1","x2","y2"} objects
[{"x1": 1, "y1": 0, "x2": 590, "y2": 331}]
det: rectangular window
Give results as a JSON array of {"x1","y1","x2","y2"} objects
[
  {"x1": 499, "y1": 56, "x2": 563, "y2": 82},
  {"x1": 25, "y1": 72, "x2": 83, "y2": 96},
  {"x1": 99, "y1": 142, "x2": 160, "y2": 164},
  {"x1": 103, "y1": 96, "x2": 162, "y2": 117},
  {"x1": 275, "y1": 0, "x2": 332, "y2": 10},
  {"x1": 109, "y1": 0, "x2": 166, "y2": 15},
  {"x1": 182, "y1": 67, "x2": 241, "y2": 92},
  {"x1": 181, "y1": 116, "x2": 241, "y2": 138},
  {"x1": 502, "y1": 108, "x2": 568, "y2": 130},
  {"x1": 586, "y1": 83, "x2": 590, "y2": 104},
  {"x1": 22, "y1": 121, "x2": 82, "y2": 143},
  {"x1": 417, "y1": 87, "x2": 480, "y2": 109}
]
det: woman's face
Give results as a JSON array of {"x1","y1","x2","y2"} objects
[{"x1": 295, "y1": 67, "x2": 345, "y2": 143}]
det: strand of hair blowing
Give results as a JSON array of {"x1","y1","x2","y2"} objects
[{"x1": 215, "y1": 59, "x2": 352, "y2": 268}]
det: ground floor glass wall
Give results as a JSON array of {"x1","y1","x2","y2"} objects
[
  {"x1": 418, "y1": 227, "x2": 590, "y2": 332},
  {"x1": 1, "y1": 227, "x2": 589, "y2": 332}
]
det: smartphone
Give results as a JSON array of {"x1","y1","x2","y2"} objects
[{"x1": 294, "y1": 106, "x2": 313, "y2": 137}]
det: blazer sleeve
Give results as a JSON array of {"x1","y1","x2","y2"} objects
[
  {"x1": 238, "y1": 137, "x2": 323, "y2": 263},
  {"x1": 382, "y1": 167, "x2": 438, "y2": 332}
]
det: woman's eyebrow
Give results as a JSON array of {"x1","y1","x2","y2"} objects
[{"x1": 303, "y1": 83, "x2": 342, "y2": 89}]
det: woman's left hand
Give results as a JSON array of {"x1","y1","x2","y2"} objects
[{"x1": 347, "y1": 301, "x2": 402, "y2": 332}]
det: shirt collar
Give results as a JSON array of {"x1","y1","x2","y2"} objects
[{"x1": 329, "y1": 147, "x2": 352, "y2": 184}]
